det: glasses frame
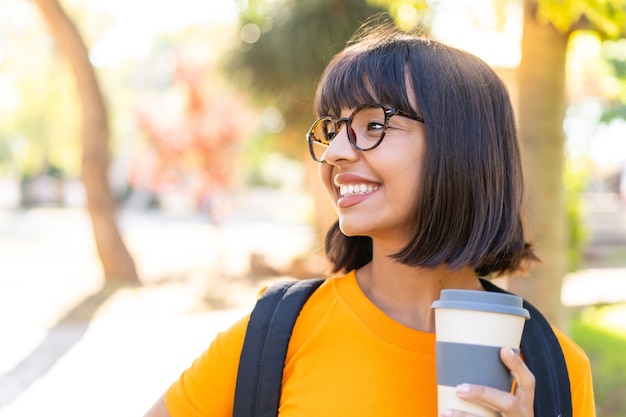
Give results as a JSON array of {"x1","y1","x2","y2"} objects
[{"x1": 305, "y1": 103, "x2": 425, "y2": 163}]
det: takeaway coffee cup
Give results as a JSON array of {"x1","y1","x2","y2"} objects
[{"x1": 431, "y1": 289, "x2": 530, "y2": 417}]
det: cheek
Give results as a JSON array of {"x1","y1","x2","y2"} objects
[
  {"x1": 318, "y1": 163, "x2": 335, "y2": 194},
  {"x1": 386, "y1": 151, "x2": 424, "y2": 204}
]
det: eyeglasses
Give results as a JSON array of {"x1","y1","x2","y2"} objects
[{"x1": 305, "y1": 103, "x2": 425, "y2": 163}]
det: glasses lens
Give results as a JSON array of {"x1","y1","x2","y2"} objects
[
  {"x1": 350, "y1": 105, "x2": 386, "y2": 150},
  {"x1": 309, "y1": 118, "x2": 333, "y2": 162}
]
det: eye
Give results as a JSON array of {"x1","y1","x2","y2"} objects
[{"x1": 366, "y1": 121, "x2": 385, "y2": 132}]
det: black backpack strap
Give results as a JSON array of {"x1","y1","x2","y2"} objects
[
  {"x1": 233, "y1": 278, "x2": 325, "y2": 417},
  {"x1": 480, "y1": 279, "x2": 572, "y2": 417}
]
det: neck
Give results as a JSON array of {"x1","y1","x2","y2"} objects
[{"x1": 355, "y1": 247, "x2": 483, "y2": 332}]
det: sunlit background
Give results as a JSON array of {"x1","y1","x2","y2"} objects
[{"x1": 1, "y1": 0, "x2": 626, "y2": 416}]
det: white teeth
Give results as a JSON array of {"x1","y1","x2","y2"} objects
[{"x1": 339, "y1": 184, "x2": 379, "y2": 197}]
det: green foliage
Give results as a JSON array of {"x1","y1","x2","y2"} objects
[
  {"x1": 535, "y1": 0, "x2": 626, "y2": 38},
  {"x1": 563, "y1": 156, "x2": 590, "y2": 272},
  {"x1": 0, "y1": 0, "x2": 86, "y2": 179},
  {"x1": 0, "y1": 54, "x2": 81, "y2": 178},
  {"x1": 366, "y1": 0, "x2": 433, "y2": 30},
  {"x1": 570, "y1": 304, "x2": 626, "y2": 417},
  {"x1": 227, "y1": 0, "x2": 418, "y2": 158},
  {"x1": 230, "y1": 0, "x2": 387, "y2": 102},
  {"x1": 226, "y1": 0, "x2": 432, "y2": 162},
  {"x1": 600, "y1": 38, "x2": 626, "y2": 122},
  {"x1": 0, "y1": 136, "x2": 12, "y2": 171}
]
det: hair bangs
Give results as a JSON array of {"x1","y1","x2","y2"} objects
[
  {"x1": 314, "y1": 57, "x2": 376, "y2": 118},
  {"x1": 314, "y1": 41, "x2": 416, "y2": 118}
]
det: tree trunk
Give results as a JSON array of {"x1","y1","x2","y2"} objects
[
  {"x1": 34, "y1": 0, "x2": 139, "y2": 283},
  {"x1": 509, "y1": 0, "x2": 569, "y2": 329}
]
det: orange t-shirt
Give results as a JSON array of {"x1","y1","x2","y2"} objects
[{"x1": 165, "y1": 271, "x2": 595, "y2": 416}]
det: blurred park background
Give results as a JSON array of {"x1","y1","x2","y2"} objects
[{"x1": 1, "y1": 0, "x2": 626, "y2": 415}]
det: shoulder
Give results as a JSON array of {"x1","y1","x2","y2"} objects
[
  {"x1": 164, "y1": 315, "x2": 250, "y2": 416},
  {"x1": 280, "y1": 272, "x2": 356, "y2": 342},
  {"x1": 299, "y1": 272, "x2": 356, "y2": 308},
  {"x1": 257, "y1": 272, "x2": 354, "y2": 305},
  {"x1": 191, "y1": 315, "x2": 250, "y2": 371},
  {"x1": 551, "y1": 326, "x2": 592, "y2": 378},
  {"x1": 551, "y1": 326, "x2": 597, "y2": 416}
]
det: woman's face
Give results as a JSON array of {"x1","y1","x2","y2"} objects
[{"x1": 318, "y1": 104, "x2": 427, "y2": 248}]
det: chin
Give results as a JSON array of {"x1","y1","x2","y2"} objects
[{"x1": 337, "y1": 218, "x2": 369, "y2": 238}]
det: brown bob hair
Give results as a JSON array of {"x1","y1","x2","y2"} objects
[{"x1": 315, "y1": 22, "x2": 538, "y2": 277}]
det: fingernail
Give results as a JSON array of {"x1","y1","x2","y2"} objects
[
  {"x1": 440, "y1": 409, "x2": 453, "y2": 417},
  {"x1": 501, "y1": 346, "x2": 514, "y2": 357},
  {"x1": 456, "y1": 383, "x2": 470, "y2": 394}
]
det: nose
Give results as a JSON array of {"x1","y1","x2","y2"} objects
[{"x1": 323, "y1": 122, "x2": 358, "y2": 164}]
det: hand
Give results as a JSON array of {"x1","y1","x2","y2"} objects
[{"x1": 440, "y1": 347, "x2": 535, "y2": 417}]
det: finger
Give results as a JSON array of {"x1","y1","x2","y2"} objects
[
  {"x1": 455, "y1": 383, "x2": 517, "y2": 413},
  {"x1": 500, "y1": 347, "x2": 536, "y2": 395},
  {"x1": 455, "y1": 349, "x2": 536, "y2": 416},
  {"x1": 439, "y1": 407, "x2": 484, "y2": 417}
]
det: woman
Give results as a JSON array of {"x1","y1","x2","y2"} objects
[{"x1": 143, "y1": 22, "x2": 595, "y2": 417}]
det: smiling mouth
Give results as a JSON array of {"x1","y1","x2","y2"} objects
[{"x1": 339, "y1": 184, "x2": 380, "y2": 197}]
